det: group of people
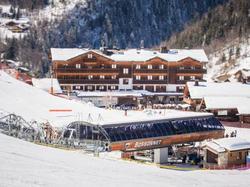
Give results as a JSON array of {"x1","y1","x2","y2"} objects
[{"x1": 225, "y1": 130, "x2": 237, "y2": 138}]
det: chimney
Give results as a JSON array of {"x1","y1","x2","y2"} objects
[
  {"x1": 160, "y1": 46, "x2": 169, "y2": 53},
  {"x1": 194, "y1": 80, "x2": 199, "y2": 86}
]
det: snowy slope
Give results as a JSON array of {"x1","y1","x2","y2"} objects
[
  {"x1": 1, "y1": 132, "x2": 250, "y2": 187},
  {"x1": 205, "y1": 38, "x2": 250, "y2": 82}
]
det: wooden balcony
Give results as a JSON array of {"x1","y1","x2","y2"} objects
[
  {"x1": 176, "y1": 68, "x2": 207, "y2": 74},
  {"x1": 133, "y1": 80, "x2": 168, "y2": 84},
  {"x1": 56, "y1": 68, "x2": 118, "y2": 73},
  {"x1": 58, "y1": 79, "x2": 119, "y2": 84},
  {"x1": 133, "y1": 69, "x2": 167, "y2": 74}
]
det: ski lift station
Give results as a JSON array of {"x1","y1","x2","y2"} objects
[{"x1": 63, "y1": 111, "x2": 225, "y2": 163}]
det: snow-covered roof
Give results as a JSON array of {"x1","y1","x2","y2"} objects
[
  {"x1": 187, "y1": 81, "x2": 250, "y2": 99},
  {"x1": 241, "y1": 69, "x2": 250, "y2": 78},
  {"x1": 205, "y1": 138, "x2": 250, "y2": 153},
  {"x1": 51, "y1": 48, "x2": 208, "y2": 62},
  {"x1": 32, "y1": 78, "x2": 63, "y2": 94},
  {"x1": 111, "y1": 49, "x2": 208, "y2": 62},
  {"x1": 204, "y1": 96, "x2": 250, "y2": 112},
  {"x1": 50, "y1": 48, "x2": 89, "y2": 61}
]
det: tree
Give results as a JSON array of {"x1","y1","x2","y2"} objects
[
  {"x1": 16, "y1": 7, "x2": 21, "y2": 20},
  {"x1": 4, "y1": 38, "x2": 18, "y2": 60},
  {"x1": 236, "y1": 47, "x2": 241, "y2": 58}
]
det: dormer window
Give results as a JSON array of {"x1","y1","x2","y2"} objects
[
  {"x1": 76, "y1": 64, "x2": 81, "y2": 69},
  {"x1": 148, "y1": 65, "x2": 152, "y2": 69},
  {"x1": 88, "y1": 54, "x2": 93, "y2": 59}
]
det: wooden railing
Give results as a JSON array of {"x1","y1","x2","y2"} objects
[{"x1": 58, "y1": 79, "x2": 119, "y2": 84}]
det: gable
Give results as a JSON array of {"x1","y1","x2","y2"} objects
[{"x1": 66, "y1": 51, "x2": 114, "y2": 65}]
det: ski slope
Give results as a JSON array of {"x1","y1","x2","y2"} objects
[{"x1": 0, "y1": 132, "x2": 250, "y2": 187}]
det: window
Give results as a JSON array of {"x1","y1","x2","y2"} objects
[
  {"x1": 76, "y1": 64, "x2": 81, "y2": 69},
  {"x1": 178, "y1": 86, "x2": 184, "y2": 91},
  {"x1": 123, "y1": 68, "x2": 129, "y2": 74},
  {"x1": 191, "y1": 66, "x2": 195, "y2": 70},
  {"x1": 75, "y1": 86, "x2": 81, "y2": 90},
  {"x1": 112, "y1": 64, "x2": 117, "y2": 69},
  {"x1": 88, "y1": 75, "x2": 93, "y2": 80},
  {"x1": 111, "y1": 75, "x2": 116, "y2": 79},
  {"x1": 136, "y1": 64, "x2": 141, "y2": 69},
  {"x1": 100, "y1": 75, "x2": 105, "y2": 79},
  {"x1": 179, "y1": 76, "x2": 184, "y2": 80},
  {"x1": 159, "y1": 65, "x2": 164, "y2": 69},
  {"x1": 111, "y1": 86, "x2": 116, "y2": 90},
  {"x1": 123, "y1": 79, "x2": 129, "y2": 85},
  {"x1": 136, "y1": 75, "x2": 141, "y2": 80},
  {"x1": 148, "y1": 65, "x2": 152, "y2": 69},
  {"x1": 179, "y1": 66, "x2": 185, "y2": 70},
  {"x1": 159, "y1": 75, "x2": 164, "y2": 80},
  {"x1": 190, "y1": 76, "x2": 195, "y2": 80},
  {"x1": 239, "y1": 152, "x2": 242, "y2": 160},
  {"x1": 148, "y1": 75, "x2": 152, "y2": 80},
  {"x1": 87, "y1": 86, "x2": 93, "y2": 90},
  {"x1": 99, "y1": 86, "x2": 104, "y2": 90},
  {"x1": 87, "y1": 54, "x2": 93, "y2": 59}
]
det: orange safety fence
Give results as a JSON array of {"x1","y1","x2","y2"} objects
[{"x1": 49, "y1": 109, "x2": 72, "y2": 112}]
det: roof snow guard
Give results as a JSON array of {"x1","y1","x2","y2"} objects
[{"x1": 64, "y1": 115, "x2": 225, "y2": 151}]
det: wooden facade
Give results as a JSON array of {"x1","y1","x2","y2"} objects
[
  {"x1": 52, "y1": 50, "x2": 206, "y2": 94},
  {"x1": 110, "y1": 130, "x2": 224, "y2": 152}
]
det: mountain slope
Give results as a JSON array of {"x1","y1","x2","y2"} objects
[
  {"x1": 163, "y1": 0, "x2": 250, "y2": 81},
  {"x1": 2, "y1": 0, "x2": 229, "y2": 75},
  {"x1": 46, "y1": 0, "x2": 228, "y2": 49}
]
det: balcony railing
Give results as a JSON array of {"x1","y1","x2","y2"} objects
[
  {"x1": 56, "y1": 68, "x2": 118, "y2": 73},
  {"x1": 176, "y1": 68, "x2": 207, "y2": 73},
  {"x1": 58, "y1": 79, "x2": 119, "y2": 84},
  {"x1": 133, "y1": 80, "x2": 168, "y2": 84},
  {"x1": 133, "y1": 69, "x2": 167, "y2": 74}
]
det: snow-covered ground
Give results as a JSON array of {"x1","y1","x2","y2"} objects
[
  {"x1": 1, "y1": 68, "x2": 250, "y2": 186},
  {"x1": 0, "y1": 70, "x2": 212, "y2": 127},
  {"x1": 0, "y1": 131, "x2": 250, "y2": 187},
  {"x1": 205, "y1": 38, "x2": 250, "y2": 82}
]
